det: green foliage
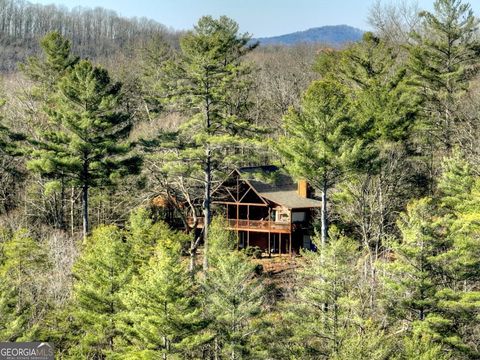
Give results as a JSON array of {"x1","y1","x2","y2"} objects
[
  {"x1": 437, "y1": 149, "x2": 474, "y2": 209},
  {"x1": 28, "y1": 59, "x2": 138, "y2": 187},
  {"x1": 283, "y1": 231, "x2": 362, "y2": 359},
  {"x1": 4, "y1": 8, "x2": 480, "y2": 360},
  {"x1": 383, "y1": 198, "x2": 442, "y2": 322},
  {"x1": 27, "y1": 58, "x2": 141, "y2": 235},
  {"x1": 144, "y1": 16, "x2": 265, "y2": 269},
  {"x1": 121, "y1": 225, "x2": 206, "y2": 359},
  {"x1": 408, "y1": 0, "x2": 480, "y2": 149},
  {"x1": 0, "y1": 229, "x2": 50, "y2": 341},
  {"x1": 317, "y1": 32, "x2": 419, "y2": 165},
  {"x1": 203, "y1": 220, "x2": 264, "y2": 359},
  {"x1": 21, "y1": 31, "x2": 79, "y2": 94},
  {"x1": 399, "y1": 334, "x2": 451, "y2": 360},
  {"x1": 383, "y1": 156, "x2": 480, "y2": 357},
  {"x1": 126, "y1": 207, "x2": 174, "y2": 268},
  {"x1": 332, "y1": 322, "x2": 393, "y2": 360},
  {"x1": 278, "y1": 79, "x2": 357, "y2": 189},
  {"x1": 69, "y1": 225, "x2": 132, "y2": 358}
]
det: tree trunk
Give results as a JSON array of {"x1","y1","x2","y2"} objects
[
  {"x1": 203, "y1": 82, "x2": 212, "y2": 271},
  {"x1": 320, "y1": 182, "x2": 328, "y2": 248},
  {"x1": 82, "y1": 183, "x2": 89, "y2": 240},
  {"x1": 70, "y1": 186, "x2": 75, "y2": 237},
  {"x1": 203, "y1": 146, "x2": 211, "y2": 271}
]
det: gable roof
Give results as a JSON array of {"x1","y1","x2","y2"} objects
[{"x1": 235, "y1": 166, "x2": 322, "y2": 209}]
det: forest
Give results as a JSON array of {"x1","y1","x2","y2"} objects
[{"x1": 0, "y1": 0, "x2": 479, "y2": 358}]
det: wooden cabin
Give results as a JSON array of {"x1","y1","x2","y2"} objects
[{"x1": 208, "y1": 166, "x2": 322, "y2": 255}]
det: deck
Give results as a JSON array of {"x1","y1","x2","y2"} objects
[{"x1": 188, "y1": 217, "x2": 291, "y2": 234}]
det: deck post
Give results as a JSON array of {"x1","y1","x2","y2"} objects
[
  {"x1": 279, "y1": 233, "x2": 282, "y2": 255},
  {"x1": 236, "y1": 201, "x2": 239, "y2": 249},
  {"x1": 289, "y1": 233, "x2": 292, "y2": 256},
  {"x1": 289, "y1": 210, "x2": 293, "y2": 256},
  {"x1": 268, "y1": 231, "x2": 271, "y2": 257}
]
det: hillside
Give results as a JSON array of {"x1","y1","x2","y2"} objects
[
  {"x1": 255, "y1": 25, "x2": 364, "y2": 47},
  {"x1": 0, "y1": 0, "x2": 179, "y2": 72}
]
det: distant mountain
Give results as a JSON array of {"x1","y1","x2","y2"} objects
[{"x1": 255, "y1": 25, "x2": 364, "y2": 47}]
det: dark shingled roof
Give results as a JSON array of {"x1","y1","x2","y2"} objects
[{"x1": 237, "y1": 166, "x2": 322, "y2": 209}]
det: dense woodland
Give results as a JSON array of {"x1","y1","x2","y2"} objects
[{"x1": 0, "y1": 0, "x2": 480, "y2": 359}]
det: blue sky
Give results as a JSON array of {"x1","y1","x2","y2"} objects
[{"x1": 30, "y1": 0, "x2": 438, "y2": 37}]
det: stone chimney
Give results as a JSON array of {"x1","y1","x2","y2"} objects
[{"x1": 297, "y1": 179, "x2": 308, "y2": 198}]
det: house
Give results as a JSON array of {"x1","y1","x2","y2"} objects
[{"x1": 207, "y1": 165, "x2": 322, "y2": 255}]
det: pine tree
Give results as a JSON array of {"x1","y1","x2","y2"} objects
[
  {"x1": 20, "y1": 32, "x2": 79, "y2": 231},
  {"x1": 21, "y1": 31, "x2": 79, "y2": 96},
  {"x1": 126, "y1": 207, "x2": 169, "y2": 269},
  {"x1": 278, "y1": 79, "x2": 364, "y2": 247},
  {"x1": 203, "y1": 218, "x2": 264, "y2": 359},
  {"x1": 382, "y1": 198, "x2": 442, "y2": 323},
  {"x1": 69, "y1": 225, "x2": 132, "y2": 358},
  {"x1": 0, "y1": 229, "x2": 50, "y2": 341},
  {"x1": 121, "y1": 224, "x2": 206, "y2": 359},
  {"x1": 283, "y1": 231, "x2": 362, "y2": 359},
  {"x1": 27, "y1": 60, "x2": 141, "y2": 238},
  {"x1": 408, "y1": 0, "x2": 480, "y2": 151},
  {"x1": 380, "y1": 150, "x2": 480, "y2": 358},
  {"x1": 316, "y1": 33, "x2": 420, "y2": 278},
  {"x1": 399, "y1": 334, "x2": 451, "y2": 360},
  {"x1": 332, "y1": 322, "x2": 392, "y2": 360},
  {"x1": 427, "y1": 153, "x2": 480, "y2": 357},
  {"x1": 316, "y1": 32, "x2": 419, "y2": 148},
  {"x1": 157, "y1": 16, "x2": 262, "y2": 270}
]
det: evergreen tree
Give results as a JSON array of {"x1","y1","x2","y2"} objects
[
  {"x1": 399, "y1": 334, "x2": 451, "y2": 360},
  {"x1": 20, "y1": 32, "x2": 79, "y2": 231},
  {"x1": 332, "y1": 322, "x2": 392, "y2": 360},
  {"x1": 408, "y1": 0, "x2": 480, "y2": 151},
  {"x1": 283, "y1": 231, "x2": 362, "y2": 359},
  {"x1": 427, "y1": 153, "x2": 480, "y2": 357},
  {"x1": 126, "y1": 207, "x2": 170, "y2": 269},
  {"x1": 278, "y1": 79, "x2": 363, "y2": 246},
  {"x1": 158, "y1": 16, "x2": 262, "y2": 270},
  {"x1": 203, "y1": 218, "x2": 264, "y2": 359},
  {"x1": 27, "y1": 60, "x2": 141, "y2": 238},
  {"x1": 0, "y1": 229, "x2": 50, "y2": 341},
  {"x1": 383, "y1": 182, "x2": 480, "y2": 357},
  {"x1": 21, "y1": 31, "x2": 79, "y2": 96},
  {"x1": 382, "y1": 198, "x2": 442, "y2": 323},
  {"x1": 121, "y1": 224, "x2": 206, "y2": 359},
  {"x1": 69, "y1": 225, "x2": 132, "y2": 358},
  {"x1": 318, "y1": 33, "x2": 420, "y2": 274}
]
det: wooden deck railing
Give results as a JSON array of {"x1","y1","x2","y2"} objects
[{"x1": 187, "y1": 217, "x2": 291, "y2": 233}]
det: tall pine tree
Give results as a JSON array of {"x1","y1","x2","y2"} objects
[
  {"x1": 158, "y1": 16, "x2": 262, "y2": 270},
  {"x1": 278, "y1": 79, "x2": 364, "y2": 246},
  {"x1": 202, "y1": 218, "x2": 265, "y2": 359},
  {"x1": 408, "y1": 0, "x2": 480, "y2": 152},
  {"x1": 121, "y1": 224, "x2": 206, "y2": 359},
  {"x1": 69, "y1": 225, "x2": 132, "y2": 358},
  {"x1": 28, "y1": 60, "x2": 141, "y2": 238},
  {"x1": 282, "y1": 231, "x2": 365, "y2": 359}
]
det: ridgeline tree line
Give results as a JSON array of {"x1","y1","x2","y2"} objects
[
  {"x1": 0, "y1": 0, "x2": 180, "y2": 72},
  {"x1": 0, "y1": 0, "x2": 479, "y2": 358}
]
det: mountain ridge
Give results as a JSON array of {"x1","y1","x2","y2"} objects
[{"x1": 255, "y1": 25, "x2": 364, "y2": 47}]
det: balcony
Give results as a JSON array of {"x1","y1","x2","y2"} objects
[{"x1": 187, "y1": 217, "x2": 291, "y2": 233}]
